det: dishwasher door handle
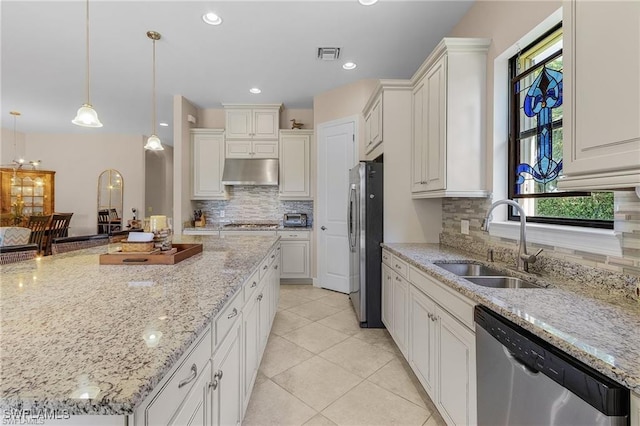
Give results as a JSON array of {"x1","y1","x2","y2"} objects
[{"x1": 503, "y1": 346, "x2": 540, "y2": 377}]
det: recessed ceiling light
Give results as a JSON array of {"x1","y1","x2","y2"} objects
[
  {"x1": 202, "y1": 12, "x2": 222, "y2": 25},
  {"x1": 159, "y1": 122, "x2": 169, "y2": 127},
  {"x1": 343, "y1": 62, "x2": 357, "y2": 70},
  {"x1": 358, "y1": 0, "x2": 378, "y2": 5},
  {"x1": 249, "y1": 87, "x2": 262, "y2": 94}
]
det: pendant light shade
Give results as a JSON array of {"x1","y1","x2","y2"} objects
[
  {"x1": 72, "y1": 0, "x2": 102, "y2": 128},
  {"x1": 144, "y1": 30, "x2": 163, "y2": 151}
]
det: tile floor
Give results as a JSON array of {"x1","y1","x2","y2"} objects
[{"x1": 244, "y1": 284, "x2": 447, "y2": 426}]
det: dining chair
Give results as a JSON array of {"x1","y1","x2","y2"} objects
[
  {"x1": 45, "y1": 213, "x2": 74, "y2": 255},
  {"x1": 27, "y1": 215, "x2": 52, "y2": 255},
  {"x1": 51, "y1": 234, "x2": 109, "y2": 255}
]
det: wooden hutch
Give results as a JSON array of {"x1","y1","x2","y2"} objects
[{"x1": 0, "y1": 168, "x2": 55, "y2": 226}]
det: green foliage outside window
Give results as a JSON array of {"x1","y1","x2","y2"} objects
[{"x1": 536, "y1": 193, "x2": 614, "y2": 221}]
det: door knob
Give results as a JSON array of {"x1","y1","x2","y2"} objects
[{"x1": 321, "y1": 226, "x2": 327, "y2": 231}]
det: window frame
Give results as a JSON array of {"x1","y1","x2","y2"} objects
[{"x1": 507, "y1": 24, "x2": 613, "y2": 230}]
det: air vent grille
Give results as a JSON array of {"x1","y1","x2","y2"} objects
[{"x1": 317, "y1": 47, "x2": 341, "y2": 60}]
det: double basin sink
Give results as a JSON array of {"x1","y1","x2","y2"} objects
[{"x1": 435, "y1": 263, "x2": 542, "y2": 289}]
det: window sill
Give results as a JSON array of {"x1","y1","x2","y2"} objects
[{"x1": 489, "y1": 221, "x2": 622, "y2": 257}]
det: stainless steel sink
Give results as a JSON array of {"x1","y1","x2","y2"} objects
[
  {"x1": 464, "y1": 276, "x2": 542, "y2": 289},
  {"x1": 436, "y1": 262, "x2": 503, "y2": 277}
]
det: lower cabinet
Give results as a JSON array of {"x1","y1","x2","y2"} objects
[
  {"x1": 211, "y1": 318, "x2": 242, "y2": 426},
  {"x1": 392, "y1": 273, "x2": 409, "y2": 357},
  {"x1": 170, "y1": 361, "x2": 212, "y2": 426},
  {"x1": 381, "y1": 263, "x2": 393, "y2": 330},
  {"x1": 277, "y1": 230, "x2": 310, "y2": 279},
  {"x1": 408, "y1": 286, "x2": 436, "y2": 397}
]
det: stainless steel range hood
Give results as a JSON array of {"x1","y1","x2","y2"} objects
[{"x1": 221, "y1": 158, "x2": 279, "y2": 186}]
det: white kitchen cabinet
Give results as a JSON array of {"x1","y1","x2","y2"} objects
[
  {"x1": 225, "y1": 140, "x2": 278, "y2": 159},
  {"x1": 381, "y1": 263, "x2": 393, "y2": 330},
  {"x1": 242, "y1": 280, "x2": 264, "y2": 416},
  {"x1": 411, "y1": 38, "x2": 490, "y2": 198},
  {"x1": 270, "y1": 256, "x2": 281, "y2": 321},
  {"x1": 435, "y1": 305, "x2": 476, "y2": 426},
  {"x1": 277, "y1": 230, "x2": 310, "y2": 279},
  {"x1": 169, "y1": 361, "x2": 211, "y2": 426},
  {"x1": 279, "y1": 130, "x2": 312, "y2": 199},
  {"x1": 364, "y1": 93, "x2": 383, "y2": 154},
  {"x1": 392, "y1": 272, "x2": 409, "y2": 358},
  {"x1": 211, "y1": 317, "x2": 242, "y2": 426},
  {"x1": 631, "y1": 392, "x2": 640, "y2": 426},
  {"x1": 191, "y1": 129, "x2": 228, "y2": 200},
  {"x1": 223, "y1": 105, "x2": 281, "y2": 140},
  {"x1": 559, "y1": 0, "x2": 640, "y2": 190},
  {"x1": 408, "y1": 286, "x2": 437, "y2": 398}
]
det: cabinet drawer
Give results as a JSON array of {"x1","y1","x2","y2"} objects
[
  {"x1": 391, "y1": 255, "x2": 408, "y2": 278},
  {"x1": 215, "y1": 292, "x2": 243, "y2": 346},
  {"x1": 243, "y1": 270, "x2": 260, "y2": 305},
  {"x1": 145, "y1": 327, "x2": 212, "y2": 426},
  {"x1": 382, "y1": 249, "x2": 392, "y2": 266},
  {"x1": 409, "y1": 266, "x2": 475, "y2": 329},
  {"x1": 276, "y1": 230, "x2": 310, "y2": 240}
]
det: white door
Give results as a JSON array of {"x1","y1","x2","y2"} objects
[{"x1": 317, "y1": 118, "x2": 356, "y2": 293}]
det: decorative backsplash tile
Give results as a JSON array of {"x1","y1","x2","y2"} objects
[
  {"x1": 440, "y1": 193, "x2": 640, "y2": 298},
  {"x1": 192, "y1": 186, "x2": 313, "y2": 226}
]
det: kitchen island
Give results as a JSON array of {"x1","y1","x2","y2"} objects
[{"x1": 0, "y1": 234, "x2": 280, "y2": 424}]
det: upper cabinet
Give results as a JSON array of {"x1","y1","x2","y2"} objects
[
  {"x1": 191, "y1": 129, "x2": 228, "y2": 200},
  {"x1": 223, "y1": 104, "x2": 281, "y2": 140},
  {"x1": 364, "y1": 93, "x2": 383, "y2": 155},
  {"x1": 411, "y1": 38, "x2": 491, "y2": 198},
  {"x1": 279, "y1": 130, "x2": 313, "y2": 199},
  {"x1": 559, "y1": 0, "x2": 640, "y2": 190}
]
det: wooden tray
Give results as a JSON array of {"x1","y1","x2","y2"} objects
[{"x1": 99, "y1": 244, "x2": 203, "y2": 265}]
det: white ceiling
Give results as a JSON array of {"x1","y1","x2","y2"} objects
[{"x1": 1, "y1": 0, "x2": 473, "y2": 145}]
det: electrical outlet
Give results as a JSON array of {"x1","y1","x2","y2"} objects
[
  {"x1": 220, "y1": 211, "x2": 225, "y2": 218},
  {"x1": 461, "y1": 219, "x2": 470, "y2": 235}
]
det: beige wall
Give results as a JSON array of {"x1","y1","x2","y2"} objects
[
  {"x1": 198, "y1": 107, "x2": 314, "y2": 130},
  {"x1": 11, "y1": 133, "x2": 146, "y2": 236},
  {"x1": 1, "y1": 127, "x2": 26, "y2": 165},
  {"x1": 173, "y1": 95, "x2": 199, "y2": 230},
  {"x1": 146, "y1": 145, "x2": 173, "y2": 218}
]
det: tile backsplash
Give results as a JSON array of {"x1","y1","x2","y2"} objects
[
  {"x1": 440, "y1": 192, "x2": 640, "y2": 297},
  {"x1": 192, "y1": 186, "x2": 313, "y2": 226}
]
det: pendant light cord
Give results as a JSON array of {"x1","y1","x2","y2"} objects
[
  {"x1": 152, "y1": 37, "x2": 157, "y2": 136},
  {"x1": 85, "y1": 0, "x2": 91, "y2": 105}
]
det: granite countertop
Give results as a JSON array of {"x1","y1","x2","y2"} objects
[
  {"x1": 382, "y1": 243, "x2": 640, "y2": 394},
  {"x1": 0, "y1": 235, "x2": 280, "y2": 415}
]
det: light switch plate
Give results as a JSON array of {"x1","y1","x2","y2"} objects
[{"x1": 461, "y1": 219, "x2": 470, "y2": 235}]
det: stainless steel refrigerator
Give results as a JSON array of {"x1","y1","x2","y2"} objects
[{"x1": 348, "y1": 161, "x2": 383, "y2": 328}]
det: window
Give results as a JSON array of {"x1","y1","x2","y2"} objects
[{"x1": 508, "y1": 24, "x2": 613, "y2": 229}]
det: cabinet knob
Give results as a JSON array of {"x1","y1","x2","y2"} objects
[
  {"x1": 257, "y1": 293, "x2": 263, "y2": 301},
  {"x1": 251, "y1": 281, "x2": 257, "y2": 288},
  {"x1": 321, "y1": 226, "x2": 327, "y2": 231},
  {"x1": 227, "y1": 308, "x2": 238, "y2": 319}
]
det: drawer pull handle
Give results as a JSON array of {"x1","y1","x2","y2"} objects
[
  {"x1": 178, "y1": 364, "x2": 198, "y2": 388},
  {"x1": 274, "y1": 265, "x2": 278, "y2": 270},
  {"x1": 271, "y1": 254, "x2": 275, "y2": 259},
  {"x1": 277, "y1": 247, "x2": 281, "y2": 251},
  {"x1": 289, "y1": 234, "x2": 297, "y2": 237},
  {"x1": 251, "y1": 281, "x2": 257, "y2": 288},
  {"x1": 257, "y1": 293, "x2": 263, "y2": 301},
  {"x1": 395, "y1": 276, "x2": 401, "y2": 282},
  {"x1": 263, "y1": 265, "x2": 268, "y2": 270},
  {"x1": 227, "y1": 308, "x2": 238, "y2": 319},
  {"x1": 395, "y1": 264, "x2": 402, "y2": 270}
]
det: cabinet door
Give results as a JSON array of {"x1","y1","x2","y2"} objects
[
  {"x1": 436, "y1": 306, "x2": 476, "y2": 426},
  {"x1": 423, "y1": 56, "x2": 446, "y2": 192},
  {"x1": 408, "y1": 287, "x2": 436, "y2": 398},
  {"x1": 364, "y1": 112, "x2": 373, "y2": 152},
  {"x1": 192, "y1": 132, "x2": 227, "y2": 199},
  {"x1": 631, "y1": 392, "x2": 640, "y2": 426},
  {"x1": 225, "y1": 110, "x2": 253, "y2": 139},
  {"x1": 270, "y1": 259, "x2": 280, "y2": 323},
  {"x1": 258, "y1": 278, "x2": 272, "y2": 354},
  {"x1": 169, "y1": 361, "x2": 211, "y2": 426},
  {"x1": 279, "y1": 133, "x2": 311, "y2": 198},
  {"x1": 252, "y1": 109, "x2": 279, "y2": 139},
  {"x1": 411, "y1": 81, "x2": 427, "y2": 192},
  {"x1": 279, "y1": 241, "x2": 309, "y2": 278},
  {"x1": 225, "y1": 140, "x2": 253, "y2": 158},
  {"x1": 392, "y1": 273, "x2": 409, "y2": 357},
  {"x1": 562, "y1": 0, "x2": 640, "y2": 184},
  {"x1": 381, "y1": 263, "x2": 393, "y2": 331},
  {"x1": 211, "y1": 319, "x2": 243, "y2": 426},
  {"x1": 251, "y1": 141, "x2": 278, "y2": 158},
  {"x1": 371, "y1": 96, "x2": 382, "y2": 146},
  {"x1": 242, "y1": 293, "x2": 260, "y2": 415}
]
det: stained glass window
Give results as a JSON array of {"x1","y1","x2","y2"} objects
[{"x1": 508, "y1": 25, "x2": 613, "y2": 228}]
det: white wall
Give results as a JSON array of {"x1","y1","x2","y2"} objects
[
  {"x1": 14, "y1": 133, "x2": 145, "y2": 236},
  {"x1": 146, "y1": 145, "x2": 173, "y2": 218},
  {"x1": 173, "y1": 95, "x2": 199, "y2": 230}
]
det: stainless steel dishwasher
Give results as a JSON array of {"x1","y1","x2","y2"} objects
[{"x1": 474, "y1": 306, "x2": 629, "y2": 426}]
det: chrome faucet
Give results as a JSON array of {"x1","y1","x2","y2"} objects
[{"x1": 481, "y1": 199, "x2": 543, "y2": 273}]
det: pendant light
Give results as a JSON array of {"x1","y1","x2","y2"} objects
[
  {"x1": 144, "y1": 31, "x2": 164, "y2": 151},
  {"x1": 72, "y1": 0, "x2": 103, "y2": 128},
  {"x1": 7, "y1": 111, "x2": 41, "y2": 171}
]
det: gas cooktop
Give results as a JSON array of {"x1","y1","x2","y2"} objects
[{"x1": 222, "y1": 223, "x2": 279, "y2": 229}]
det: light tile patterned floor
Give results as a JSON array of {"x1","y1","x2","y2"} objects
[{"x1": 244, "y1": 284, "x2": 447, "y2": 426}]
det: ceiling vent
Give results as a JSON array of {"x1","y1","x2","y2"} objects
[{"x1": 317, "y1": 47, "x2": 341, "y2": 61}]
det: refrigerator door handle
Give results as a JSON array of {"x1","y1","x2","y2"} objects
[{"x1": 348, "y1": 184, "x2": 357, "y2": 252}]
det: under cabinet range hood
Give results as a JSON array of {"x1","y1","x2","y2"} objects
[{"x1": 221, "y1": 158, "x2": 279, "y2": 186}]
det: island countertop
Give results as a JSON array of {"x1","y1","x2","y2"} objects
[
  {"x1": 0, "y1": 235, "x2": 279, "y2": 415},
  {"x1": 382, "y1": 243, "x2": 640, "y2": 394}
]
